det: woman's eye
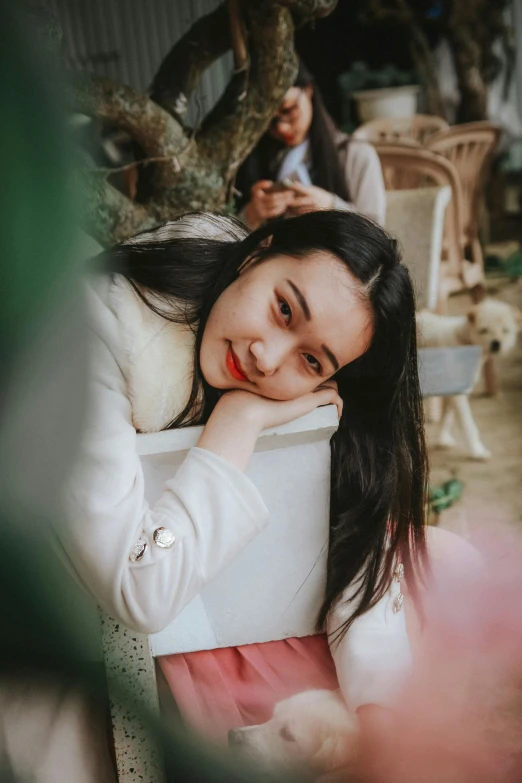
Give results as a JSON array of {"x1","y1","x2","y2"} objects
[
  {"x1": 279, "y1": 298, "x2": 292, "y2": 322},
  {"x1": 304, "y1": 353, "x2": 321, "y2": 373}
]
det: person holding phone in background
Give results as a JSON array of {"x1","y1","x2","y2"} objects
[{"x1": 236, "y1": 61, "x2": 386, "y2": 230}]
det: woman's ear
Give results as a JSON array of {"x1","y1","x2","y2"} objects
[{"x1": 304, "y1": 84, "x2": 314, "y2": 100}]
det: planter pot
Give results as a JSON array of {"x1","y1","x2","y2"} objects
[{"x1": 351, "y1": 85, "x2": 420, "y2": 122}]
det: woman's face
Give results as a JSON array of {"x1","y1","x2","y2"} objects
[
  {"x1": 200, "y1": 252, "x2": 373, "y2": 401},
  {"x1": 268, "y1": 85, "x2": 314, "y2": 147}
]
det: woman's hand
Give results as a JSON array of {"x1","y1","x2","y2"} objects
[
  {"x1": 243, "y1": 180, "x2": 295, "y2": 229},
  {"x1": 197, "y1": 382, "x2": 342, "y2": 472},
  {"x1": 218, "y1": 381, "x2": 342, "y2": 431},
  {"x1": 287, "y1": 183, "x2": 335, "y2": 214}
]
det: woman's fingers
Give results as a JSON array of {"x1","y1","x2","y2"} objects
[
  {"x1": 284, "y1": 385, "x2": 342, "y2": 423},
  {"x1": 251, "y1": 182, "x2": 293, "y2": 218},
  {"x1": 259, "y1": 387, "x2": 342, "y2": 430},
  {"x1": 289, "y1": 192, "x2": 313, "y2": 205},
  {"x1": 312, "y1": 384, "x2": 343, "y2": 420},
  {"x1": 264, "y1": 194, "x2": 292, "y2": 212},
  {"x1": 288, "y1": 185, "x2": 333, "y2": 212},
  {"x1": 287, "y1": 197, "x2": 315, "y2": 216},
  {"x1": 251, "y1": 180, "x2": 273, "y2": 194},
  {"x1": 287, "y1": 182, "x2": 311, "y2": 196},
  {"x1": 317, "y1": 379, "x2": 338, "y2": 391},
  {"x1": 214, "y1": 383, "x2": 342, "y2": 431}
]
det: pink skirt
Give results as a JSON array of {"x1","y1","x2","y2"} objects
[{"x1": 158, "y1": 634, "x2": 338, "y2": 743}]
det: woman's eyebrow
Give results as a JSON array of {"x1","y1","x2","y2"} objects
[
  {"x1": 286, "y1": 279, "x2": 311, "y2": 321},
  {"x1": 322, "y1": 344, "x2": 339, "y2": 372}
]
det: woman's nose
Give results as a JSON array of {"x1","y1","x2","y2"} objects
[
  {"x1": 276, "y1": 118, "x2": 291, "y2": 131},
  {"x1": 250, "y1": 339, "x2": 287, "y2": 376}
]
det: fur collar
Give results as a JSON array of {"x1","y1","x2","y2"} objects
[
  {"x1": 107, "y1": 213, "x2": 249, "y2": 432},
  {"x1": 111, "y1": 275, "x2": 197, "y2": 433}
]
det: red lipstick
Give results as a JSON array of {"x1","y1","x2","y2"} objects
[{"x1": 226, "y1": 344, "x2": 248, "y2": 382}]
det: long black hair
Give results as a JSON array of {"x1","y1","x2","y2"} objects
[
  {"x1": 235, "y1": 60, "x2": 350, "y2": 208},
  {"x1": 103, "y1": 210, "x2": 428, "y2": 639}
]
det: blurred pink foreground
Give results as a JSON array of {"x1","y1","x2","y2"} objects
[
  {"x1": 360, "y1": 521, "x2": 522, "y2": 783},
  {"x1": 161, "y1": 520, "x2": 522, "y2": 781}
]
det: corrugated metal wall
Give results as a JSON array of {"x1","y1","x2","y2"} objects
[{"x1": 54, "y1": 0, "x2": 232, "y2": 123}]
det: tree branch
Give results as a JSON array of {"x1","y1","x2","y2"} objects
[
  {"x1": 72, "y1": 0, "x2": 339, "y2": 233},
  {"x1": 228, "y1": 0, "x2": 249, "y2": 73},
  {"x1": 360, "y1": 0, "x2": 410, "y2": 24},
  {"x1": 277, "y1": 0, "x2": 338, "y2": 22},
  {"x1": 196, "y1": 2, "x2": 298, "y2": 178},
  {"x1": 149, "y1": 3, "x2": 230, "y2": 123},
  {"x1": 67, "y1": 72, "x2": 191, "y2": 190},
  {"x1": 447, "y1": 0, "x2": 488, "y2": 121},
  {"x1": 394, "y1": 0, "x2": 445, "y2": 116}
]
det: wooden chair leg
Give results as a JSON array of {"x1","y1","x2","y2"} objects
[
  {"x1": 436, "y1": 282, "x2": 450, "y2": 314},
  {"x1": 483, "y1": 355, "x2": 499, "y2": 396},
  {"x1": 471, "y1": 237, "x2": 484, "y2": 268},
  {"x1": 470, "y1": 283, "x2": 486, "y2": 303}
]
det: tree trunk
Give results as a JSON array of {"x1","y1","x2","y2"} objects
[
  {"x1": 447, "y1": 0, "x2": 494, "y2": 122},
  {"x1": 78, "y1": 171, "x2": 155, "y2": 246},
  {"x1": 447, "y1": 27, "x2": 488, "y2": 121},
  {"x1": 68, "y1": 0, "x2": 337, "y2": 246},
  {"x1": 408, "y1": 21, "x2": 446, "y2": 118}
]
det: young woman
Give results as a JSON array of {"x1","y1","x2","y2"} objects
[
  {"x1": 236, "y1": 61, "x2": 386, "y2": 229},
  {"x1": 62, "y1": 208, "x2": 426, "y2": 719}
]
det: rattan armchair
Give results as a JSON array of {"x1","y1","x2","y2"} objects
[
  {"x1": 426, "y1": 122, "x2": 501, "y2": 272},
  {"x1": 353, "y1": 115, "x2": 449, "y2": 146},
  {"x1": 377, "y1": 144, "x2": 475, "y2": 309}
]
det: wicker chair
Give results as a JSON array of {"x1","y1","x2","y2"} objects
[
  {"x1": 425, "y1": 122, "x2": 502, "y2": 272},
  {"x1": 353, "y1": 114, "x2": 448, "y2": 146},
  {"x1": 377, "y1": 144, "x2": 472, "y2": 309},
  {"x1": 385, "y1": 186, "x2": 451, "y2": 310}
]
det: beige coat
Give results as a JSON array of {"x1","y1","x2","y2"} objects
[{"x1": 332, "y1": 132, "x2": 386, "y2": 226}]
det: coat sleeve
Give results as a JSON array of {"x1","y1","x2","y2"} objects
[
  {"x1": 60, "y1": 280, "x2": 269, "y2": 634},
  {"x1": 327, "y1": 578, "x2": 412, "y2": 711},
  {"x1": 333, "y1": 140, "x2": 387, "y2": 227}
]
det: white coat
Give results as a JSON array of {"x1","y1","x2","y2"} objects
[{"x1": 60, "y1": 213, "x2": 411, "y2": 709}]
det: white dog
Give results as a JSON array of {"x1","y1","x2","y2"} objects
[
  {"x1": 417, "y1": 299, "x2": 521, "y2": 460},
  {"x1": 228, "y1": 689, "x2": 358, "y2": 776}
]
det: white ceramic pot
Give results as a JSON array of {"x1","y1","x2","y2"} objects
[{"x1": 351, "y1": 85, "x2": 420, "y2": 122}]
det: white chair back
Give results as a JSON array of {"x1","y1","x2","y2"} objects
[
  {"x1": 385, "y1": 186, "x2": 451, "y2": 310},
  {"x1": 101, "y1": 407, "x2": 338, "y2": 782}
]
